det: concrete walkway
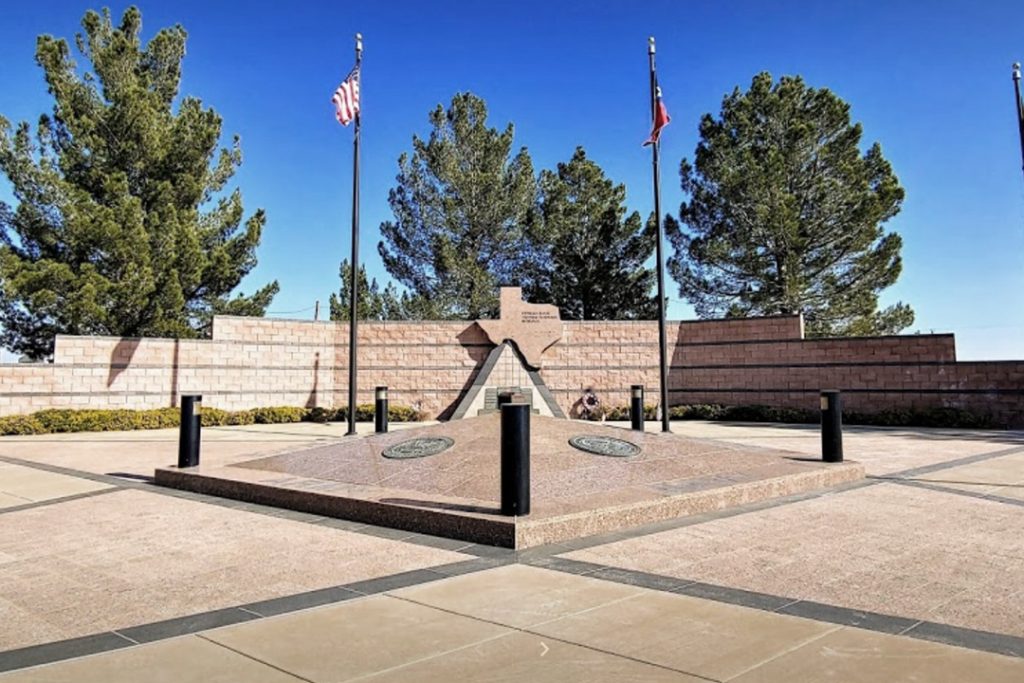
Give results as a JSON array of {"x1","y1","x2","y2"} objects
[{"x1": 1, "y1": 420, "x2": 1022, "y2": 680}]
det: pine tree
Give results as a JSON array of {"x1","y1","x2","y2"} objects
[
  {"x1": 328, "y1": 259, "x2": 411, "y2": 321},
  {"x1": 377, "y1": 93, "x2": 537, "y2": 320},
  {"x1": 0, "y1": 7, "x2": 277, "y2": 358},
  {"x1": 532, "y1": 147, "x2": 656, "y2": 320},
  {"x1": 668, "y1": 72, "x2": 913, "y2": 336}
]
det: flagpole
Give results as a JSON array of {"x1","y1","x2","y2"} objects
[
  {"x1": 1013, "y1": 62, "x2": 1024, "y2": 183},
  {"x1": 648, "y1": 36, "x2": 671, "y2": 433},
  {"x1": 346, "y1": 32, "x2": 362, "y2": 436}
]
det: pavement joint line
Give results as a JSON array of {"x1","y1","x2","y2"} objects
[
  {"x1": 339, "y1": 630, "x2": 518, "y2": 683},
  {"x1": 898, "y1": 619, "x2": 926, "y2": 636},
  {"x1": 108, "y1": 631, "x2": 139, "y2": 645},
  {"x1": 195, "y1": 634, "x2": 318, "y2": 683},
  {"x1": 0, "y1": 454, "x2": 133, "y2": 487},
  {"x1": 0, "y1": 631, "x2": 137, "y2": 674},
  {"x1": 884, "y1": 479, "x2": 1024, "y2": 508},
  {"x1": 719, "y1": 626, "x2": 842, "y2": 682},
  {"x1": 879, "y1": 444, "x2": 1024, "y2": 480},
  {"x1": 0, "y1": 487, "x2": 122, "y2": 516},
  {"x1": 0, "y1": 556, "x2": 503, "y2": 674},
  {"x1": 539, "y1": 558, "x2": 1024, "y2": 660},
  {"x1": 515, "y1": 626, "x2": 722, "y2": 683},
  {"x1": 384, "y1": 591, "x2": 721, "y2": 683},
  {"x1": 902, "y1": 620, "x2": 1024, "y2": 659}
]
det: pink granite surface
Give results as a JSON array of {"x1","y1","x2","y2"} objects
[
  {"x1": 566, "y1": 481, "x2": 1024, "y2": 638},
  {"x1": 156, "y1": 415, "x2": 864, "y2": 548}
]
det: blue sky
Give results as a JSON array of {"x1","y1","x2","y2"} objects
[{"x1": 1, "y1": 1, "x2": 1022, "y2": 360}]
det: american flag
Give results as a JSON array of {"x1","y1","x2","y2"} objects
[
  {"x1": 643, "y1": 84, "x2": 670, "y2": 146},
  {"x1": 332, "y1": 67, "x2": 360, "y2": 126}
]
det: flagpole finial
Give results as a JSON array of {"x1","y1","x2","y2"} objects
[
  {"x1": 1014, "y1": 62, "x2": 1021, "y2": 82},
  {"x1": 648, "y1": 36, "x2": 656, "y2": 55},
  {"x1": 355, "y1": 33, "x2": 363, "y2": 54}
]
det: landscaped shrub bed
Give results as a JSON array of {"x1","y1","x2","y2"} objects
[
  {"x1": 586, "y1": 403, "x2": 995, "y2": 429},
  {"x1": 0, "y1": 404, "x2": 425, "y2": 436},
  {"x1": 0, "y1": 402, "x2": 996, "y2": 435}
]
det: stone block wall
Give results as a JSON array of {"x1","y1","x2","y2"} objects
[{"x1": 1, "y1": 314, "x2": 1021, "y2": 426}]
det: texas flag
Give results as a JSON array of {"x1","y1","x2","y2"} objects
[{"x1": 643, "y1": 84, "x2": 670, "y2": 146}]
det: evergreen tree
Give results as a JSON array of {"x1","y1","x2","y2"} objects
[
  {"x1": 0, "y1": 7, "x2": 277, "y2": 358},
  {"x1": 668, "y1": 72, "x2": 913, "y2": 337},
  {"x1": 377, "y1": 93, "x2": 537, "y2": 320},
  {"x1": 328, "y1": 259, "x2": 411, "y2": 321},
  {"x1": 533, "y1": 147, "x2": 656, "y2": 320}
]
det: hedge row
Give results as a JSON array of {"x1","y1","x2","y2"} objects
[
  {"x1": 0, "y1": 404, "x2": 426, "y2": 436},
  {"x1": 588, "y1": 403, "x2": 995, "y2": 429}
]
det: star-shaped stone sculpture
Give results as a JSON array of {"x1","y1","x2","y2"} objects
[{"x1": 477, "y1": 288, "x2": 562, "y2": 370}]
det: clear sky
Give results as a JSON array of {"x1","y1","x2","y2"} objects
[{"x1": 1, "y1": 1, "x2": 1022, "y2": 360}]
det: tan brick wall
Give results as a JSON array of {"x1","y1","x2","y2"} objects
[{"x1": 1, "y1": 314, "x2": 1020, "y2": 426}]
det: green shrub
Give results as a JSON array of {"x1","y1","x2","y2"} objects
[
  {"x1": 304, "y1": 404, "x2": 424, "y2": 423},
  {"x1": 388, "y1": 404, "x2": 420, "y2": 422},
  {"x1": 199, "y1": 407, "x2": 229, "y2": 427},
  {"x1": 845, "y1": 407, "x2": 993, "y2": 429},
  {"x1": 0, "y1": 415, "x2": 47, "y2": 435},
  {"x1": 305, "y1": 406, "x2": 334, "y2": 423},
  {"x1": 250, "y1": 406, "x2": 308, "y2": 424}
]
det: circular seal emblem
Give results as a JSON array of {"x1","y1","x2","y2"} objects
[
  {"x1": 382, "y1": 436, "x2": 454, "y2": 460},
  {"x1": 568, "y1": 434, "x2": 641, "y2": 457}
]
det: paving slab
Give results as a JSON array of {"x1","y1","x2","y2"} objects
[
  {"x1": 391, "y1": 564, "x2": 643, "y2": 628},
  {"x1": 156, "y1": 415, "x2": 863, "y2": 548},
  {"x1": 360, "y1": 630, "x2": 703, "y2": 682},
  {"x1": 0, "y1": 635, "x2": 302, "y2": 683},
  {"x1": 0, "y1": 463, "x2": 110, "y2": 507},
  {"x1": 203, "y1": 594, "x2": 512, "y2": 682},
  {"x1": 7, "y1": 566, "x2": 1023, "y2": 682},
  {"x1": 0, "y1": 489, "x2": 468, "y2": 651},
  {"x1": 730, "y1": 625, "x2": 1024, "y2": 683}
]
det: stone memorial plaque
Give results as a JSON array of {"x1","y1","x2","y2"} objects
[
  {"x1": 568, "y1": 434, "x2": 641, "y2": 457},
  {"x1": 477, "y1": 287, "x2": 562, "y2": 369},
  {"x1": 382, "y1": 436, "x2": 455, "y2": 459}
]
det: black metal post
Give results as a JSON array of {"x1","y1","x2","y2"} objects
[
  {"x1": 631, "y1": 384, "x2": 645, "y2": 431},
  {"x1": 648, "y1": 37, "x2": 671, "y2": 433},
  {"x1": 1013, "y1": 62, "x2": 1024, "y2": 182},
  {"x1": 497, "y1": 390, "x2": 517, "y2": 409},
  {"x1": 177, "y1": 394, "x2": 202, "y2": 468},
  {"x1": 346, "y1": 33, "x2": 363, "y2": 437},
  {"x1": 374, "y1": 385, "x2": 388, "y2": 434},
  {"x1": 820, "y1": 390, "x2": 843, "y2": 463},
  {"x1": 500, "y1": 403, "x2": 531, "y2": 516}
]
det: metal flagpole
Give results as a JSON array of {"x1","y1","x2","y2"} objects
[
  {"x1": 1013, "y1": 62, "x2": 1024, "y2": 183},
  {"x1": 648, "y1": 36, "x2": 671, "y2": 433},
  {"x1": 346, "y1": 33, "x2": 363, "y2": 436}
]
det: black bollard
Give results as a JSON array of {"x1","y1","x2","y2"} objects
[
  {"x1": 500, "y1": 402, "x2": 531, "y2": 516},
  {"x1": 177, "y1": 394, "x2": 202, "y2": 468},
  {"x1": 497, "y1": 390, "x2": 515, "y2": 409},
  {"x1": 375, "y1": 386, "x2": 389, "y2": 434},
  {"x1": 820, "y1": 390, "x2": 843, "y2": 463},
  {"x1": 630, "y1": 384, "x2": 645, "y2": 431}
]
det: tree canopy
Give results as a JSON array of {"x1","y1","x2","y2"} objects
[
  {"x1": 329, "y1": 259, "x2": 412, "y2": 321},
  {"x1": 0, "y1": 6, "x2": 277, "y2": 358},
  {"x1": 377, "y1": 92, "x2": 537, "y2": 320},
  {"x1": 532, "y1": 147, "x2": 657, "y2": 320},
  {"x1": 667, "y1": 72, "x2": 913, "y2": 336}
]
